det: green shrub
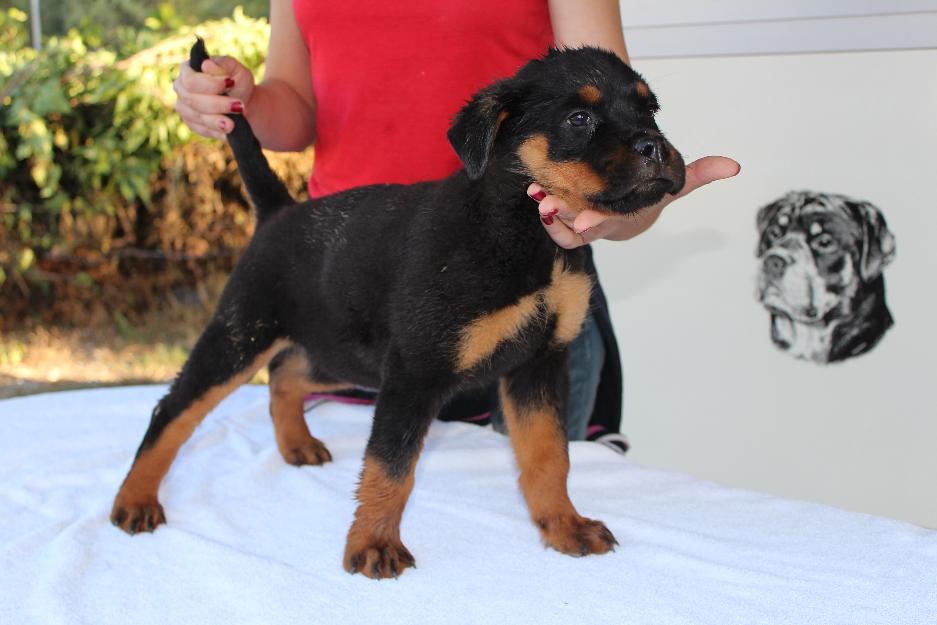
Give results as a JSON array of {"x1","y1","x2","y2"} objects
[
  {"x1": 0, "y1": 7, "x2": 312, "y2": 330},
  {"x1": 0, "y1": 1, "x2": 269, "y2": 48}
]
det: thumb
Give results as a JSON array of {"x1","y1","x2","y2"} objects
[
  {"x1": 674, "y1": 156, "x2": 741, "y2": 199},
  {"x1": 202, "y1": 55, "x2": 247, "y2": 78},
  {"x1": 202, "y1": 56, "x2": 254, "y2": 102},
  {"x1": 571, "y1": 209, "x2": 612, "y2": 234}
]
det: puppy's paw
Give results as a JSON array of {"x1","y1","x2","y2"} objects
[
  {"x1": 282, "y1": 437, "x2": 332, "y2": 466},
  {"x1": 538, "y1": 514, "x2": 617, "y2": 556},
  {"x1": 110, "y1": 496, "x2": 166, "y2": 534},
  {"x1": 343, "y1": 538, "x2": 416, "y2": 579}
]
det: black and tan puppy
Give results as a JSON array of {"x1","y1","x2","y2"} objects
[
  {"x1": 756, "y1": 191, "x2": 896, "y2": 363},
  {"x1": 111, "y1": 39, "x2": 685, "y2": 578}
]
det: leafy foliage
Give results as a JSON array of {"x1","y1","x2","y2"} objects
[
  {"x1": 0, "y1": 7, "x2": 312, "y2": 329},
  {"x1": 0, "y1": 1, "x2": 269, "y2": 49}
]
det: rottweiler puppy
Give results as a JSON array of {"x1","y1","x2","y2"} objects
[{"x1": 111, "y1": 38, "x2": 685, "y2": 579}]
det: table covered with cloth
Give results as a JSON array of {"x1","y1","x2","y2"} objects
[{"x1": 0, "y1": 386, "x2": 934, "y2": 624}]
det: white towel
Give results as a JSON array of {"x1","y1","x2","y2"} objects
[{"x1": 1, "y1": 386, "x2": 934, "y2": 625}]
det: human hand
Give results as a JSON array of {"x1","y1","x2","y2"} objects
[
  {"x1": 173, "y1": 54, "x2": 256, "y2": 141},
  {"x1": 529, "y1": 156, "x2": 741, "y2": 249}
]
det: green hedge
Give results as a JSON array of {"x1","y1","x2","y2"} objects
[
  {"x1": 0, "y1": 1, "x2": 269, "y2": 47},
  {"x1": 0, "y1": 8, "x2": 312, "y2": 329}
]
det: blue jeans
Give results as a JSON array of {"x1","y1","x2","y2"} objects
[{"x1": 490, "y1": 311, "x2": 605, "y2": 441}]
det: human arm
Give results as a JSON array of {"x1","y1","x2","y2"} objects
[
  {"x1": 172, "y1": 0, "x2": 316, "y2": 151},
  {"x1": 548, "y1": 0, "x2": 629, "y2": 63}
]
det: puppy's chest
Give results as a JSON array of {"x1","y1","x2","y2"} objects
[{"x1": 454, "y1": 261, "x2": 593, "y2": 372}]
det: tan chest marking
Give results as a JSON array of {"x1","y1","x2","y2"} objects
[
  {"x1": 456, "y1": 292, "x2": 541, "y2": 372},
  {"x1": 455, "y1": 261, "x2": 592, "y2": 372},
  {"x1": 544, "y1": 261, "x2": 592, "y2": 345}
]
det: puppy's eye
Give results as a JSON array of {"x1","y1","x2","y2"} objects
[
  {"x1": 766, "y1": 225, "x2": 783, "y2": 239},
  {"x1": 812, "y1": 233, "x2": 837, "y2": 252},
  {"x1": 566, "y1": 111, "x2": 593, "y2": 127}
]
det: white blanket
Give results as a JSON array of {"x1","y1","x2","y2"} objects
[{"x1": 1, "y1": 386, "x2": 934, "y2": 625}]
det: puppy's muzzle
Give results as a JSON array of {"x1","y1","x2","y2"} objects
[
  {"x1": 631, "y1": 131, "x2": 685, "y2": 194},
  {"x1": 591, "y1": 133, "x2": 685, "y2": 213}
]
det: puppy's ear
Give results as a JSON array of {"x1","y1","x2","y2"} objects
[
  {"x1": 845, "y1": 200, "x2": 896, "y2": 280},
  {"x1": 448, "y1": 81, "x2": 516, "y2": 180}
]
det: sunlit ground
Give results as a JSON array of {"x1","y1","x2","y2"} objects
[{"x1": 0, "y1": 276, "x2": 269, "y2": 399}]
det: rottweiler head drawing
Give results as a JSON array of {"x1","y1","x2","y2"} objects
[{"x1": 756, "y1": 191, "x2": 896, "y2": 364}]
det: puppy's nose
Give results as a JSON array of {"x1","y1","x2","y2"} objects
[
  {"x1": 633, "y1": 135, "x2": 666, "y2": 163},
  {"x1": 764, "y1": 254, "x2": 788, "y2": 279}
]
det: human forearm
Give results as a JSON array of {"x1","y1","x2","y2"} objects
[
  {"x1": 244, "y1": 78, "x2": 316, "y2": 152},
  {"x1": 548, "y1": 0, "x2": 629, "y2": 63}
]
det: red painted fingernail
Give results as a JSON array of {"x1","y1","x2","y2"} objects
[
  {"x1": 224, "y1": 77, "x2": 235, "y2": 89},
  {"x1": 529, "y1": 190, "x2": 547, "y2": 202},
  {"x1": 541, "y1": 215, "x2": 554, "y2": 226},
  {"x1": 230, "y1": 101, "x2": 243, "y2": 113},
  {"x1": 547, "y1": 208, "x2": 559, "y2": 217}
]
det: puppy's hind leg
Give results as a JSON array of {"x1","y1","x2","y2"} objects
[
  {"x1": 268, "y1": 346, "x2": 352, "y2": 466},
  {"x1": 111, "y1": 316, "x2": 289, "y2": 534}
]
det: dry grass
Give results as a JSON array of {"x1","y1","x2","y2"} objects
[{"x1": 0, "y1": 274, "x2": 269, "y2": 399}]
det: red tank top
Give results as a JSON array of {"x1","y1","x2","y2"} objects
[{"x1": 292, "y1": 0, "x2": 554, "y2": 198}]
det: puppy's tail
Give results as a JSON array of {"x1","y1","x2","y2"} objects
[{"x1": 189, "y1": 37, "x2": 294, "y2": 224}]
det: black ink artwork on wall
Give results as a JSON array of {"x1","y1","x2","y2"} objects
[{"x1": 755, "y1": 191, "x2": 896, "y2": 364}]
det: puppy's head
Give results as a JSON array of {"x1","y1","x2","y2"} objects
[
  {"x1": 755, "y1": 191, "x2": 895, "y2": 324},
  {"x1": 448, "y1": 47, "x2": 685, "y2": 215}
]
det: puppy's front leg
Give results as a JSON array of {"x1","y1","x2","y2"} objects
[
  {"x1": 500, "y1": 348, "x2": 617, "y2": 556},
  {"x1": 343, "y1": 364, "x2": 444, "y2": 579}
]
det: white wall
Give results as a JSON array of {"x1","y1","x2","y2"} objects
[
  {"x1": 594, "y1": 47, "x2": 937, "y2": 527},
  {"x1": 621, "y1": 1, "x2": 937, "y2": 58}
]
